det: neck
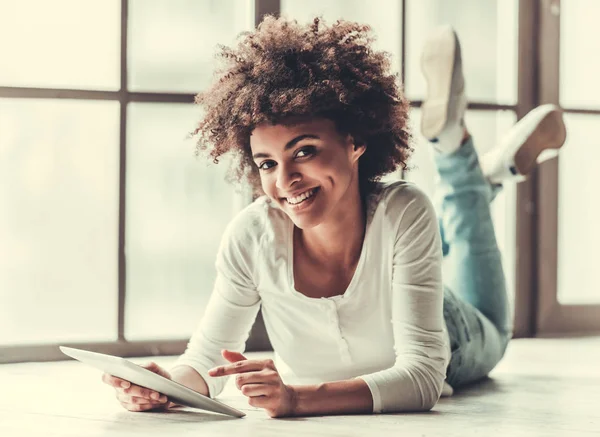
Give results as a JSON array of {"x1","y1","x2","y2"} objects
[{"x1": 296, "y1": 184, "x2": 367, "y2": 269}]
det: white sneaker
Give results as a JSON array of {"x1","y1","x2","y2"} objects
[
  {"x1": 480, "y1": 104, "x2": 567, "y2": 184},
  {"x1": 420, "y1": 25, "x2": 467, "y2": 153}
]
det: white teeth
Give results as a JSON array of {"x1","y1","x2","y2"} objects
[{"x1": 287, "y1": 188, "x2": 317, "y2": 205}]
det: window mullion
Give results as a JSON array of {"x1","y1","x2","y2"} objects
[{"x1": 117, "y1": 0, "x2": 129, "y2": 342}]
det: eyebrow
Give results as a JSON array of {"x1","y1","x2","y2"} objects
[{"x1": 252, "y1": 134, "x2": 320, "y2": 159}]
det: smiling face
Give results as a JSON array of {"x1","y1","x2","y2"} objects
[{"x1": 249, "y1": 117, "x2": 365, "y2": 229}]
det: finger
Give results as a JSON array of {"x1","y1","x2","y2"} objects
[
  {"x1": 121, "y1": 385, "x2": 164, "y2": 401},
  {"x1": 116, "y1": 391, "x2": 168, "y2": 406},
  {"x1": 248, "y1": 395, "x2": 270, "y2": 408},
  {"x1": 241, "y1": 383, "x2": 273, "y2": 397},
  {"x1": 209, "y1": 359, "x2": 274, "y2": 377},
  {"x1": 140, "y1": 362, "x2": 171, "y2": 379},
  {"x1": 102, "y1": 373, "x2": 131, "y2": 389},
  {"x1": 141, "y1": 361, "x2": 158, "y2": 370},
  {"x1": 120, "y1": 400, "x2": 168, "y2": 412},
  {"x1": 235, "y1": 369, "x2": 278, "y2": 389},
  {"x1": 117, "y1": 391, "x2": 166, "y2": 405},
  {"x1": 221, "y1": 349, "x2": 247, "y2": 363}
]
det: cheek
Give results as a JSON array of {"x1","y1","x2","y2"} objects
[
  {"x1": 320, "y1": 155, "x2": 355, "y2": 183},
  {"x1": 308, "y1": 154, "x2": 343, "y2": 178},
  {"x1": 259, "y1": 174, "x2": 276, "y2": 198},
  {"x1": 321, "y1": 150, "x2": 354, "y2": 172}
]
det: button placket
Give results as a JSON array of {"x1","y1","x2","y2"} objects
[{"x1": 326, "y1": 300, "x2": 352, "y2": 364}]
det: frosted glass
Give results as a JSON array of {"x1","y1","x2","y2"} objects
[
  {"x1": 404, "y1": 109, "x2": 517, "y2": 311},
  {"x1": 557, "y1": 114, "x2": 600, "y2": 304},
  {"x1": 128, "y1": 0, "x2": 253, "y2": 93},
  {"x1": 281, "y1": 0, "x2": 402, "y2": 74},
  {"x1": 0, "y1": 99, "x2": 120, "y2": 344},
  {"x1": 125, "y1": 103, "x2": 241, "y2": 340},
  {"x1": 560, "y1": 0, "x2": 600, "y2": 109},
  {"x1": 0, "y1": 0, "x2": 120, "y2": 90},
  {"x1": 405, "y1": 0, "x2": 518, "y2": 104}
]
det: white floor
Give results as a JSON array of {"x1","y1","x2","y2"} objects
[{"x1": 1, "y1": 336, "x2": 599, "y2": 437}]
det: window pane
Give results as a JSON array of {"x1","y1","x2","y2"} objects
[
  {"x1": 281, "y1": 0, "x2": 402, "y2": 73},
  {"x1": 0, "y1": 0, "x2": 120, "y2": 90},
  {"x1": 405, "y1": 0, "x2": 518, "y2": 104},
  {"x1": 128, "y1": 0, "x2": 252, "y2": 93},
  {"x1": 560, "y1": 0, "x2": 600, "y2": 109},
  {"x1": 405, "y1": 109, "x2": 517, "y2": 311},
  {"x1": 0, "y1": 99, "x2": 120, "y2": 345},
  {"x1": 557, "y1": 114, "x2": 600, "y2": 304},
  {"x1": 125, "y1": 103, "x2": 241, "y2": 340}
]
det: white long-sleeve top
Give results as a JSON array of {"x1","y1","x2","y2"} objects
[{"x1": 174, "y1": 180, "x2": 450, "y2": 413}]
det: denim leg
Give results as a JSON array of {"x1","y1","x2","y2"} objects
[
  {"x1": 434, "y1": 137, "x2": 513, "y2": 388},
  {"x1": 438, "y1": 217, "x2": 450, "y2": 257},
  {"x1": 439, "y1": 182, "x2": 500, "y2": 259}
]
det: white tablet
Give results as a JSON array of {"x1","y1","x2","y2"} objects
[{"x1": 59, "y1": 346, "x2": 245, "y2": 418}]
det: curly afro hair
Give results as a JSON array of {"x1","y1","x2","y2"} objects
[{"x1": 191, "y1": 15, "x2": 412, "y2": 196}]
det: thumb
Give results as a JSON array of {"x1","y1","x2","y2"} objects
[{"x1": 221, "y1": 349, "x2": 247, "y2": 363}]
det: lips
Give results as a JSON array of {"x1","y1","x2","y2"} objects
[
  {"x1": 285, "y1": 188, "x2": 318, "y2": 205},
  {"x1": 282, "y1": 187, "x2": 320, "y2": 210}
]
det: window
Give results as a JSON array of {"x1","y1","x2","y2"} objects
[
  {"x1": 557, "y1": 114, "x2": 600, "y2": 305},
  {"x1": 0, "y1": 0, "x2": 252, "y2": 362},
  {"x1": 404, "y1": 0, "x2": 517, "y2": 104},
  {"x1": 281, "y1": 0, "x2": 403, "y2": 74},
  {"x1": 128, "y1": 0, "x2": 250, "y2": 92},
  {"x1": 557, "y1": 0, "x2": 600, "y2": 306},
  {"x1": 535, "y1": 0, "x2": 600, "y2": 333},
  {"x1": 559, "y1": 0, "x2": 600, "y2": 109},
  {"x1": 0, "y1": 98, "x2": 120, "y2": 345},
  {"x1": 125, "y1": 103, "x2": 239, "y2": 340},
  {"x1": 0, "y1": 0, "x2": 121, "y2": 90}
]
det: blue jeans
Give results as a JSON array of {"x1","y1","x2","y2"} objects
[{"x1": 434, "y1": 137, "x2": 513, "y2": 389}]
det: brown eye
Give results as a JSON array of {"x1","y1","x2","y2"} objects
[
  {"x1": 295, "y1": 146, "x2": 316, "y2": 158},
  {"x1": 258, "y1": 160, "x2": 276, "y2": 171}
]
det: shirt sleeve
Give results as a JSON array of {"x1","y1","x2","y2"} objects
[
  {"x1": 172, "y1": 208, "x2": 263, "y2": 398},
  {"x1": 358, "y1": 184, "x2": 449, "y2": 413}
]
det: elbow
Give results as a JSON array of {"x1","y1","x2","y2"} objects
[
  {"x1": 369, "y1": 357, "x2": 447, "y2": 413},
  {"x1": 418, "y1": 363, "x2": 445, "y2": 411},
  {"x1": 420, "y1": 392, "x2": 440, "y2": 412},
  {"x1": 420, "y1": 376, "x2": 444, "y2": 412},
  {"x1": 381, "y1": 388, "x2": 440, "y2": 414},
  {"x1": 404, "y1": 362, "x2": 445, "y2": 412}
]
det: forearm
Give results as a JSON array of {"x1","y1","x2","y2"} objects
[
  {"x1": 169, "y1": 364, "x2": 210, "y2": 397},
  {"x1": 290, "y1": 378, "x2": 373, "y2": 416}
]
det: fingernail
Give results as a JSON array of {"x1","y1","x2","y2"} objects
[
  {"x1": 151, "y1": 392, "x2": 159, "y2": 400},
  {"x1": 160, "y1": 396, "x2": 168, "y2": 403},
  {"x1": 121, "y1": 382, "x2": 130, "y2": 389}
]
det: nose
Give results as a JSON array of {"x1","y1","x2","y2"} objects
[{"x1": 275, "y1": 162, "x2": 302, "y2": 191}]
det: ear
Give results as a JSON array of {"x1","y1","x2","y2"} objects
[{"x1": 349, "y1": 136, "x2": 367, "y2": 163}]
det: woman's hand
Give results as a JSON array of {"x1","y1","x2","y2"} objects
[
  {"x1": 208, "y1": 350, "x2": 296, "y2": 418},
  {"x1": 101, "y1": 362, "x2": 175, "y2": 412}
]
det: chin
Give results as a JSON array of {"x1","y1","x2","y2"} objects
[{"x1": 289, "y1": 214, "x2": 323, "y2": 230}]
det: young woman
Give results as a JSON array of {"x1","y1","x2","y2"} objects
[{"x1": 102, "y1": 19, "x2": 566, "y2": 417}]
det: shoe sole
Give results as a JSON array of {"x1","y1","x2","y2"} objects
[
  {"x1": 420, "y1": 26, "x2": 456, "y2": 139},
  {"x1": 513, "y1": 109, "x2": 567, "y2": 175}
]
